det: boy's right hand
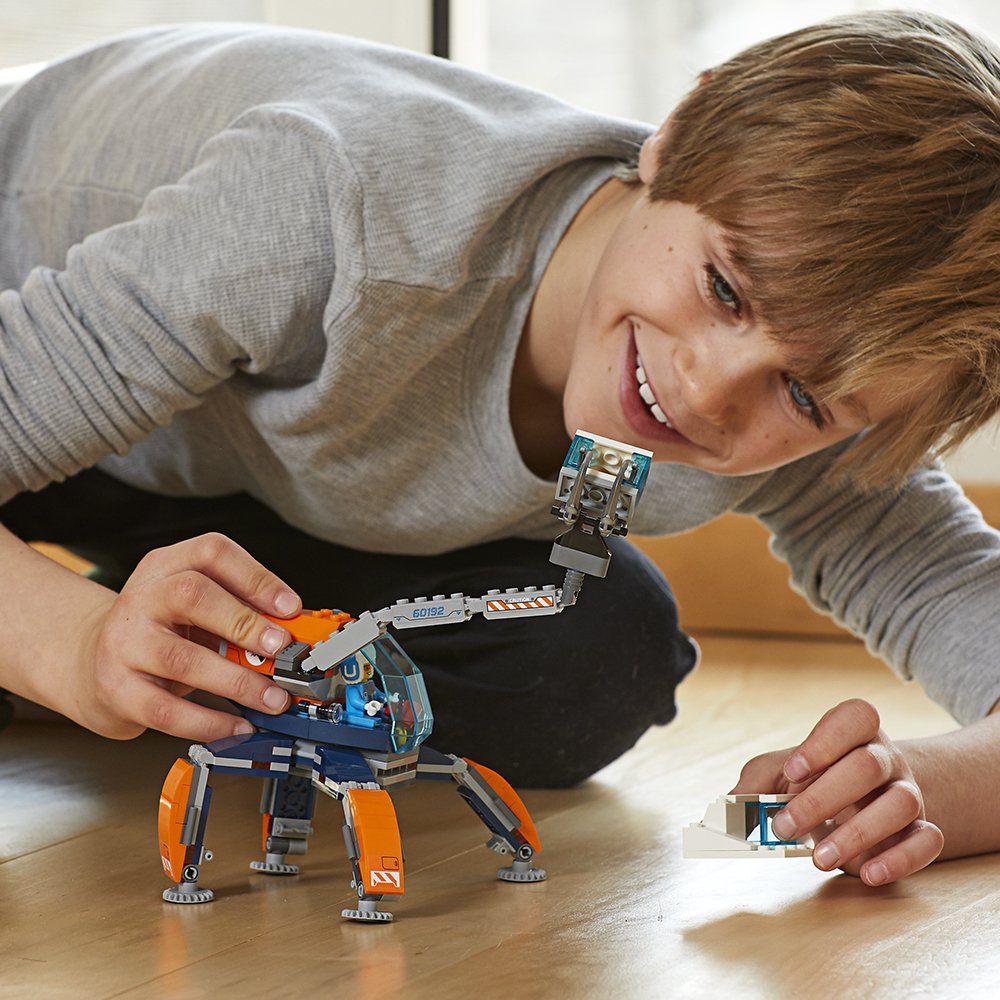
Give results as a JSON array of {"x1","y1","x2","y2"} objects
[
  {"x1": 65, "y1": 532, "x2": 299, "y2": 741},
  {"x1": 731, "y1": 699, "x2": 944, "y2": 886}
]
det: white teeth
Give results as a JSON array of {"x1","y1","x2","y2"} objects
[
  {"x1": 635, "y1": 355, "x2": 673, "y2": 427},
  {"x1": 650, "y1": 402, "x2": 669, "y2": 424}
]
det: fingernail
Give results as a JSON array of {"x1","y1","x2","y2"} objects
[
  {"x1": 274, "y1": 589, "x2": 299, "y2": 616},
  {"x1": 261, "y1": 627, "x2": 287, "y2": 655},
  {"x1": 865, "y1": 862, "x2": 889, "y2": 886},
  {"x1": 772, "y1": 811, "x2": 797, "y2": 840},
  {"x1": 814, "y1": 841, "x2": 840, "y2": 870},
  {"x1": 784, "y1": 752, "x2": 810, "y2": 783},
  {"x1": 233, "y1": 719, "x2": 255, "y2": 736},
  {"x1": 263, "y1": 686, "x2": 290, "y2": 711}
]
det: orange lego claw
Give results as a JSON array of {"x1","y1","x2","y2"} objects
[{"x1": 463, "y1": 757, "x2": 541, "y2": 854}]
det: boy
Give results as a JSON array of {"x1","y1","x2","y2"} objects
[{"x1": 1, "y1": 11, "x2": 999, "y2": 889}]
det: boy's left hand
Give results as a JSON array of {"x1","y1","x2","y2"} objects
[{"x1": 731, "y1": 698, "x2": 944, "y2": 886}]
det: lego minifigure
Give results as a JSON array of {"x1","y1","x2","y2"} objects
[{"x1": 338, "y1": 653, "x2": 389, "y2": 728}]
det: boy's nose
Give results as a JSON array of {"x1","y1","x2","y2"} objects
[{"x1": 675, "y1": 341, "x2": 756, "y2": 426}]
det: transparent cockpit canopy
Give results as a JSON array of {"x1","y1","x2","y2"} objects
[{"x1": 364, "y1": 635, "x2": 433, "y2": 753}]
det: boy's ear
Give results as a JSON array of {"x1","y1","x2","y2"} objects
[{"x1": 638, "y1": 125, "x2": 669, "y2": 184}]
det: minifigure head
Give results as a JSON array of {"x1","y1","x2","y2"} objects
[
  {"x1": 338, "y1": 653, "x2": 374, "y2": 684},
  {"x1": 639, "y1": 11, "x2": 1000, "y2": 485}
]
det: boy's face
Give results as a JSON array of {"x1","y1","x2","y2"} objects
[{"x1": 561, "y1": 193, "x2": 914, "y2": 477}]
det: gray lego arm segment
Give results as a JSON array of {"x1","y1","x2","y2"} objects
[{"x1": 300, "y1": 586, "x2": 566, "y2": 674}]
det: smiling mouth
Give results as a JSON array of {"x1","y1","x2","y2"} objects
[{"x1": 635, "y1": 353, "x2": 673, "y2": 428}]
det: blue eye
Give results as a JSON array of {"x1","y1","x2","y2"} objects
[
  {"x1": 788, "y1": 378, "x2": 812, "y2": 408},
  {"x1": 784, "y1": 375, "x2": 824, "y2": 429},
  {"x1": 703, "y1": 263, "x2": 742, "y2": 317}
]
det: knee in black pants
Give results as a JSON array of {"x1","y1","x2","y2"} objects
[{"x1": 401, "y1": 536, "x2": 698, "y2": 787}]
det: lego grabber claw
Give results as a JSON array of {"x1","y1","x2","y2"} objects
[{"x1": 549, "y1": 432, "x2": 653, "y2": 605}]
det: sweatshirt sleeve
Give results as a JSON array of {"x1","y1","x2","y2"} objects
[
  {"x1": 0, "y1": 109, "x2": 339, "y2": 503},
  {"x1": 738, "y1": 450, "x2": 1000, "y2": 725}
]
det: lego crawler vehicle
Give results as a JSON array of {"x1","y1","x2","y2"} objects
[
  {"x1": 158, "y1": 611, "x2": 544, "y2": 921},
  {"x1": 157, "y1": 432, "x2": 652, "y2": 921}
]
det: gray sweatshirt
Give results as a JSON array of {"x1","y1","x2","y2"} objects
[{"x1": 1, "y1": 24, "x2": 998, "y2": 724}]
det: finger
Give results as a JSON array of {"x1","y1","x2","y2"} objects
[
  {"x1": 137, "y1": 533, "x2": 301, "y2": 619},
  {"x1": 85, "y1": 665, "x2": 258, "y2": 743},
  {"x1": 782, "y1": 698, "x2": 882, "y2": 784},
  {"x1": 809, "y1": 779, "x2": 923, "y2": 871},
  {"x1": 771, "y1": 741, "x2": 895, "y2": 840},
  {"x1": 858, "y1": 820, "x2": 945, "y2": 886},
  {"x1": 151, "y1": 633, "x2": 290, "y2": 715},
  {"x1": 158, "y1": 569, "x2": 295, "y2": 660},
  {"x1": 729, "y1": 748, "x2": 795, "y2": 794},
  {"x1": 135, "y1": 683, "x2": 261, "y2": 742}
]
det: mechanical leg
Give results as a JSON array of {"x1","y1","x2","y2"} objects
[
  {"x1": 339, "y1": 784, "x2": 405, "y2": 922},
  {"x1": 417, "y1": 748, "x2": 545, "y2": 882},
  {"x1": 158, "y1": 754, "x2": 214, "y2": 903},
  {"x1": 158, "y1": 733, "x2": 295, "y2": 903},
  {"x1": 301, "y1": 745, "x2": 405, "y2": 922},
  {"x1": 251, "y1": 773, "x2": 317, "y2": 875}
]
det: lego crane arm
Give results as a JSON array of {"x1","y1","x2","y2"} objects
[{"x1": 301, "y1": 431, "x2": 652, "y2": 676}]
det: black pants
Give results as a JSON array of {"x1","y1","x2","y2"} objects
[{"x1": 1, "y1": 469, "x2": 697, "y2": 786}]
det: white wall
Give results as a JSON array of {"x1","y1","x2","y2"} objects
[
  {"x1": 263, "y1": 0, "x2": 430, "y2": 52},
  {"x1": 943, "y1": 428, "x2": 1000, "y2": 483},
  {"x1": 0, "y1": 0, "x2": 431, "y2": 66}
]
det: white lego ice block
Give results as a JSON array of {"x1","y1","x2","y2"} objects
[{"x1": 683, "y1": 794, "x2": 814, "y2": 859}]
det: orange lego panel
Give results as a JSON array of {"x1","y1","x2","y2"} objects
[
  {"x1": 346, "y1": 787, "x2": 404, "y2": 896},
  {"x1": 158, "y1": 758, "x2": 196, "y2": 881},
  {"x1": 222, "y1": 609, "x2": 353, "y2": 677},
  {"x1": 223, "y1": 644, "x2": 274, "y2": 676},
  {"x1": 464, "y1": 758, "x2": 541, "y2": 854},
  {"x1": 276, "y1": 609, "x2": 353, "y2": 646}
]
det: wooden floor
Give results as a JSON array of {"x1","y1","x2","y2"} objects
[{"x1": 2, "y1": 634, "x2": 996, "y2": 1000}]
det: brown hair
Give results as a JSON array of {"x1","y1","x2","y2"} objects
[{"x1": 648, "y1": 10, "x2": 1000, "y2": 486}]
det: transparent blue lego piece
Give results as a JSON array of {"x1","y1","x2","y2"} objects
[
  {"x1": 365, "y1": 636, "x2": 433, "y2": 753},
  {"x1": 562, "y1": 431, "x2": 652, "y2": 500},
  {"x1": 747, "y1": 801, "x2": 797, "y2": 846}
]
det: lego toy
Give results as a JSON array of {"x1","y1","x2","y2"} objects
[
  {"x1": 683, "y1": 794, "x2": 814, "y2": 859},
  {"x1": 157, "y1": 431, "x2": 652, "y2": 921}
]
